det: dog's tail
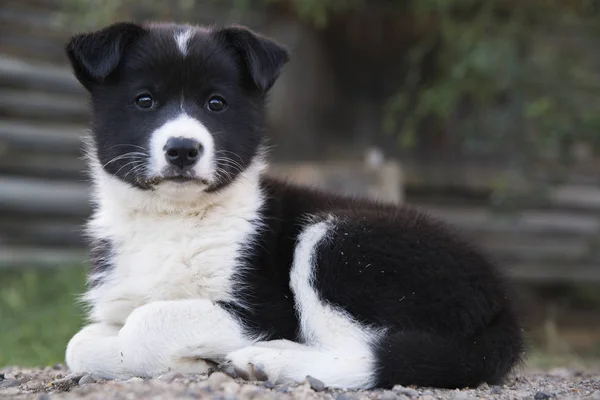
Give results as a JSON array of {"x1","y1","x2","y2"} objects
[{"x1": 373, "y1": 310, "x2": 525, "y2": 388}]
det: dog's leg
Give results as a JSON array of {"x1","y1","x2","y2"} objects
[
  {"x1": 227, "y1": 219, "x2": 381, "y2": 389},
  {"x1": 67, "y1": 299, "x2": 252, "y2": 379}
]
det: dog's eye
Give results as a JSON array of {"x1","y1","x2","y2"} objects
[
  {"x1": 135, "y1": 94, "x2": 154, "y2": 109},
  {"x1": 207, "y1": 96, "x2": 227, "y2": 112}
]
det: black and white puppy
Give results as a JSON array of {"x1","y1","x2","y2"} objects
[{"x1": 65, "y1": 21, "x2": 524, "y2": 389}]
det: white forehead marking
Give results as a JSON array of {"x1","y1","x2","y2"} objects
[{"x1": 175, "y1": 28, "x2": 194, "y2": 56}]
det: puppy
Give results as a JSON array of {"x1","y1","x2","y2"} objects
[{"x1": 64, "y1": 21, "x2": 524, "y2": 389}]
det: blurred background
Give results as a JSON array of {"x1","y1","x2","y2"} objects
[{"x1": 1, "y1": 0, "x2": 599, "y2": 370}]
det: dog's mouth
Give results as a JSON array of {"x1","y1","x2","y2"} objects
[{"x1": 137, "y1": 175, "x2": 210, "y2": 187}]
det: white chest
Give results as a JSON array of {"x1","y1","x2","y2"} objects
[{"x1": 85, "y1": 204, "x2": 261, "y2": 325}]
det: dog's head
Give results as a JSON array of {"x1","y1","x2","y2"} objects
[{"x1": 67, "y1": 22, "x2": 287, "y2": 198}]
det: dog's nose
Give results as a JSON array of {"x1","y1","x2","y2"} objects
[{"x1": 164, "y1": 137, "x2": 203, "y2": 169}]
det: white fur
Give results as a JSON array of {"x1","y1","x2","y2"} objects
[
  {"x1": 67, "y1": 299, "x2": 252, "y2": 378},
  {"x1": 66, "y1": 149, "x2": 265, "y2": 378},
  {"x1": 226, "y1": 220, "x2": 381, "y2": 389},
  {"x1": 85, "y1": 159, "x2": 264, "y2": 324},
  {"x1": 148, "y1": 113, "x2": 215, "y2": 184},
  {"x1": 175, "y1": 28, "x2": 193, "y2": 56}
]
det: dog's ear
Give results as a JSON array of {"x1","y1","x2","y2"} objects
[
  {"x1": 66, "y1": 22, "x2": 144, "y2": 91},
  {"x1": 216, "y1": 26, "x2": 289, "y2": 93}
]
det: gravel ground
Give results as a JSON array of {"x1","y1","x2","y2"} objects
[{"x1": 1, "y1": 365, "x2": 598, "y2": 400}]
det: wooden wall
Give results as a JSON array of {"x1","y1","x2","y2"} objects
[{"x1": 0, "y1": 0, "x2": 599, "y2": 283}]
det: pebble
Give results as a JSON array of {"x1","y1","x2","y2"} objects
[
  {"x1": 392, "y1": 385, "x2": 418, "y2": 397},
  {"x1": 534, "y1": 391, "x2": 551, "y2": 400},
  {"x1": 336, "y1": 394, "x2": 359, "y2": 400},
  {"x1": 79, "y1": 374, "x2": 96, "y2": 385},
  {"x1": 491, "y1": 386, "x2": 502, "y2": 394},
  {"x1": 206, "y1": 371, "x2": 234, "y2": 387},
  {"x1": 220, "y1": 381, "x2": 241, "y2": 394},
  {"x1": 0, "y1": 373, "x2": 4, "y2": 381},
  {"x1": 125, "y1": 377, "x2": 144, "y2": 384},
  {"x1": 263, "y1": 380, "x2": 275, "y2": 389},
  {"x1": 451, "y1": 391, "x2": 473, "y2": 400},
  {"x1": 1, "y1": 387, "x2": 20, "y2": 396},
  {"x1": 25, "y1": 380, "x2": 44, "y2": 391},
  {"x1": 220, "y1": 364, "x2": 237, "y2": 379},
  {"x1": 0, "y1": 379, "x2": 20, "y2": 389},
  {"x1": 380, "y1": 390, "x2": 398, "y2": 400},
  {"x1": 306, "y1": 375, "x2": 326, "y2": 391},
  {"x1": 239, "y1": 385, "x2": 266, "y2": 398},
  {"x1": 37, "y1": 395, "x2": 51, "y2": 400},
  {"x1": 158, "y1": 371, "x2": 184, "y2": 383},
  {"x1": 65, "y1": 372, "x2": 85, "y2": 382},
  {"x1": 276, "y1": 385, "x2": 290, "y2": 393}
]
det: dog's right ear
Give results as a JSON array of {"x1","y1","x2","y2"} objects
[{"x1": 66, "y1": 22, "x2": 144, "y2": 91}]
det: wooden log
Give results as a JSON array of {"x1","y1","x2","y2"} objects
[
  {"x1": 269, "y1": 161, "x2": 404, "y2": 204},
  {"x1": 421, "y1": 205, "x2": 600, "y2": 237},
  {"x1": 0, "y1": 56, "x2": 83, "y2": 94},
  {"x1": 0, "y1": 176, "x2": 90, "y2": 216},
  {"x1": 0, "y1": 153, "x2": 86, "y2": 180},
  {"x1": 0, "y1": 120, "x2": 83, "y2": 155},
  {"x1": 0, "y1": 247, "x2": 87, "y2": 269},
  {"x1": 0, "y1": 89, "x2": 89, "y2": 122},
  {"x1": 506, "y1": 263, "x2": 600, "y2": 283},
  {"x1": 0, "y1": 218, "x2": 84, "y2": 247}
]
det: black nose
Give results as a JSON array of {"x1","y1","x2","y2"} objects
[{"x1": 164, "y1": 137, "x2": 203, "y2": 169}]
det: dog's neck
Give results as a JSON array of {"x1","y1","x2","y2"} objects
[{"x1": 89, "y1": 156, "x2": 266, "y2": 219}]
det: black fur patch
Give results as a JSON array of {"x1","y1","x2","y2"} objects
[{"x1": 88, "y1": 238, "x2": 113, "y2": 287}]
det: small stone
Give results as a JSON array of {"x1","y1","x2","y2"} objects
[
  {"x1": 239, "y1": 385, "x2": 265, "y2": 398},
  {"x1": 491, "y1": 386, "x2": 502, "y2": 394},
  {"x1": 0, "y1": 373, "x2": 4, "y2": 381},
  {"x1": 422, "y1": 390, "x2": 434, "y2": 395},
  {"x1": 0, "y1": 379, "x2": 20, "y2": 389},
  {"x1": 220, "y1": 381, "x2": 240, "y2": 394},
  {"x1": 78, "y1": 374, "x2": 96, "y2": 385},
  {"x1": 393, "y1": 385, "x2": 418, "y2": 397},
  {"x1": 264, "y1": 380, "x2": 275, "y2": 389},
  {"x1": 37, "y1": 395, "x2": 51, "y2": 400},
  {"x1": 158, "y1": 371, "x2": 184, "y2": 383},
  {"x1": 534, "y1": 392, "x2": 551, "y2": 400},
  {"x1": 25, "y1": 380, "x2": 44, "y2": 391},
  {"x1": 207, "y1": 371, "x2": 234, "y2": 385},
  {"x1": 64, "y1": 372, "x2": 85, "y2": 382},
  {"x1": 220, "y1": 364, "x2": 237, "y2": 379},
  {"x1": 1, "y1": 387, "x2": 20, "y2": 396},
  {"x1": 451, "y1": 391, "x2": 474, "y2": 400},
  {"x1": 336, "y1": 394, "x2": 359, "y2": 400},
  {"x1": 52, "y1": 364, "x2": 63, "y2": 370},
  {"x1": 276, "y1": 385, "x2": 290, "y2": 393},
  {"x1": 306, "y1": 375, "x2": 326, "y2": 391},
  {"x1": 380, "y1": 390, "x2": 398, "y2": 400},
  {"x1": 125, "y1": 377, "x2": 144, "y2": 384}
]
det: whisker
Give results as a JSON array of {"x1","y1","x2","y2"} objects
[{"x1": 102, "y1": 152, "x2": 148, "y2": 168}]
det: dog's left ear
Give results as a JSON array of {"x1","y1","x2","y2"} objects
[
  {"x1": 215, "y1": 26, "x2": 289, "y2": 93},
  {"x1": 66, "y1": 22, "x2": 145, "y2": 91}
]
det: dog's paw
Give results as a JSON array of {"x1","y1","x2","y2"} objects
[{"x1": 225, "y1": 346, "x2": 291, "y2": 383}]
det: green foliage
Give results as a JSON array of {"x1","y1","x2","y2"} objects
[
  {"x1": 392, "y1": 1, "x2": 600, "y2": 159},
  {"x1": 0, "y1": 267, "x2": 86, "y2": 366}
]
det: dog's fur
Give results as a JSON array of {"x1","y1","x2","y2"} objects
[{"x1": 64, "y1": 21, "x2": 524, "y2": 389}]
